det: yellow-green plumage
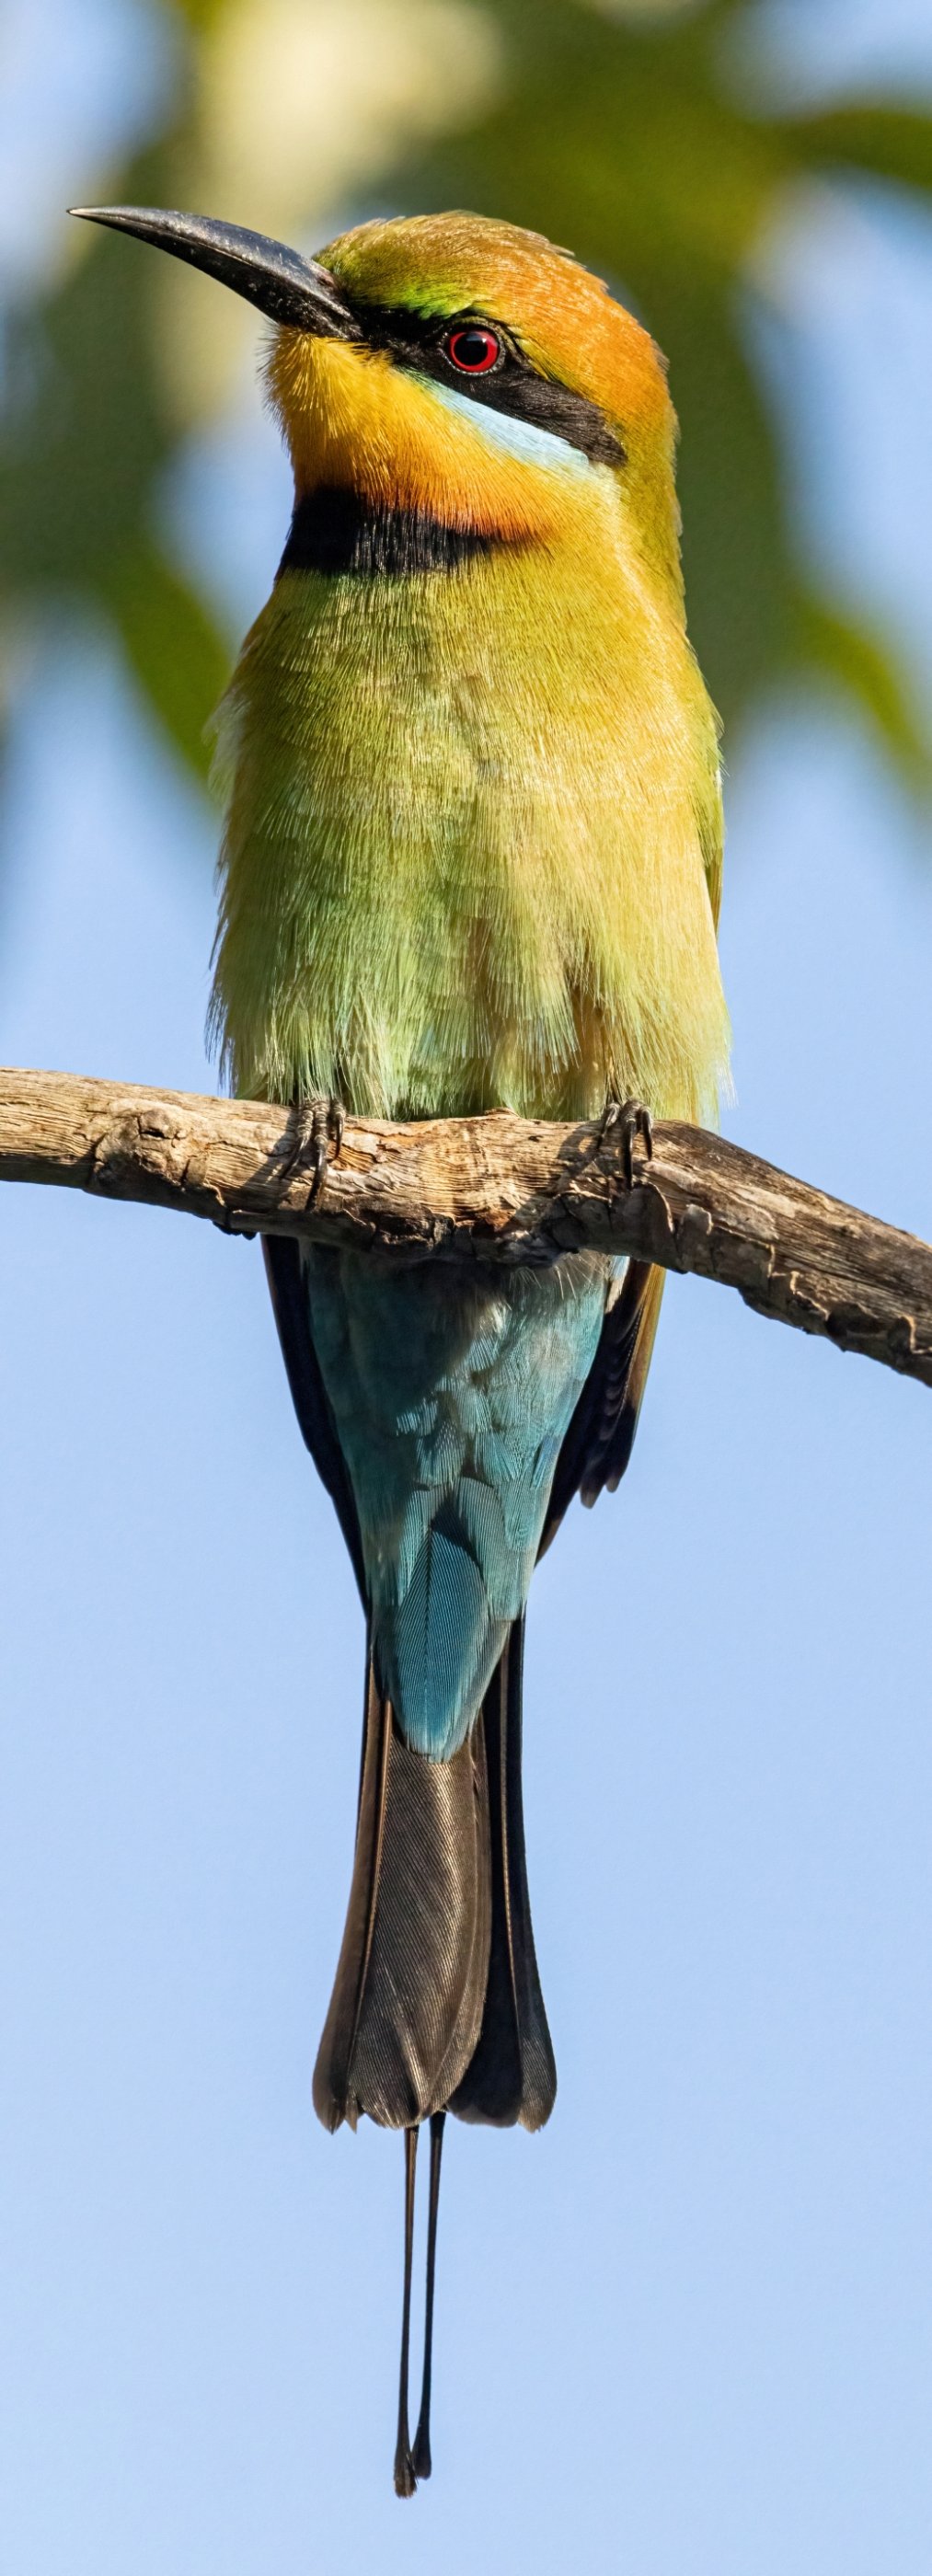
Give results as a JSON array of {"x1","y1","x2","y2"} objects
[
  {"x1": 206, "y1": 201, "x2": 731, "y2": 2066},
  {"x1": 212, "y1": 364, "x2": 727, "y2": 1125}
]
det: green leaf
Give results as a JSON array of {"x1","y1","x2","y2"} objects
[
  {"x1": 100, "y1": 538, "x2": 230, "y2": 782},
  {"x1": 0, "y1": 207, "x2": 170, "y2": 595},
  {"x1": 789, "y1": 591, "x2": 931, "y2": 785},
  {"x1": 164, "y1": 0, "x2": 228, "y2": 30},
  {"x1": 0, "y1": 128, "x2": 231, "y2": 787},
  {"x1": 781, "y1": 107, "x2": 932, "y2": 197}
]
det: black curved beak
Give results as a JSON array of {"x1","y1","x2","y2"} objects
[{"x1": 68, "y1": 205, "x2": 361, "y2": 339}]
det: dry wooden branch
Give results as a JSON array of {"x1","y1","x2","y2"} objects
[{"x1": 1, "y1": 1063, "x2": 930, "y2": 1388}]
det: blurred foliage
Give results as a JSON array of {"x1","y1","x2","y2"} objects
[{"x1": 1, "y1": 0, "x2": 931, "y2": 800}]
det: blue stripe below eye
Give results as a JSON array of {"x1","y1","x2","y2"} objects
[{"x1": 417, "y1": 375, "x2": 594, "y2": 477}]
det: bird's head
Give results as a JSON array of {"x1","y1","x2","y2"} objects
[{"x1": 71, "y1": 203, "x2": 682, "y2": 590}]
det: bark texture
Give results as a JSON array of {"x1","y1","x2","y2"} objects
[{"x1": 2, "y1": 1064, "x2": 931, "y2": 1389}]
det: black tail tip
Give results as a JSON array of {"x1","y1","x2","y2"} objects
[
  {"x1": 410, "y1": 2425, "x2": 432, "y2": 2479},
  {"x1": 394, "y1": 2443, "x2": 418, "y2": 2500}
]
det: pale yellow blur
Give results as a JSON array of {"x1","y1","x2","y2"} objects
[{"x1": 157, "y1": 0, "x2": 503, "y2": 425}]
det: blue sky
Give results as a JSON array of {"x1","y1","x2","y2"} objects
[{"x1": 2, "y1": 6, "x2": 932, "y2": 2570}]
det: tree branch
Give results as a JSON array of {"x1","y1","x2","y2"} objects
[{"x1": 2, "y1": 1063, "x2": 930, "y2": 1388}]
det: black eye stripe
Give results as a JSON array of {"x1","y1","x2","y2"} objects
[{"x1": 347, "y1": 299, "x2": 625, "y2": 470}]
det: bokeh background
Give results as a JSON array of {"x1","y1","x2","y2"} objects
[{"x1": 2, "y1": 2, "x2": 932, "y2": 2568}]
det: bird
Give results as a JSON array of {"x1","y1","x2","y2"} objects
[{"x1": 71, "y1": 199, "x2": 730, "y2": 2494}]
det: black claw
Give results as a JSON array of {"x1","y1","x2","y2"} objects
[
  {"x1": 276, "y1": 1095, "x2": 345, "y2": 1208},
  {"x1": 599, "y1": 1096, "x2": 653, "y2": 1188},
  {"x1": 311, "y1": 1123, "x2": 328, "y2": 1192}
]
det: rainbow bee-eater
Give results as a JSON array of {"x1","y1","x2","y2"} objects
[{"x1": 73, "y1": 201, "x2": 730, "y2": 2493}]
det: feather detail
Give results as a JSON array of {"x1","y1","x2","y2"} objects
[
  {"x1": 451, "y1": 1617, "x2": 557, "y2": 2132},
  {"x1": 314, "y1": 1619, "x2": 556, "y2": 2135},
  {"x1": 541, "y1": 1259, "x2": 666, "y2": 1547},
  {"x1": 313, "y1": 1653, "x2": 491, "y2": 2131},
  {"x1": 262, "y1": 1236, "x2": 365, "y2": 1599},
  {"x1": 300, "y1": 1242, "x2": 610, "y2": 1759},
  {"x1": 210, "y1": 436, "x2": 727, "y2": 1130}
]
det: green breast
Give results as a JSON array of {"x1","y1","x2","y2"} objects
[{"x1": 210, "y1": 514, "x2": 728, "y2": 1128}]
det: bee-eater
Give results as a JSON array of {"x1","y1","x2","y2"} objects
[{"x1": 72, "y1": 201, "x2": 730, "y2": 2493}]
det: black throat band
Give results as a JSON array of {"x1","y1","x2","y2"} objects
[{"x1": 277, "y1": 486, "x2": 499, "y2": 578}]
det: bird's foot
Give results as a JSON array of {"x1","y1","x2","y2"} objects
[
  {"x1": 598, "y1": 1097, "x2": 653, "y2": 1188},
  {"x1": 277, "y1": 1095, "x2": 345, "y2": 1208}
]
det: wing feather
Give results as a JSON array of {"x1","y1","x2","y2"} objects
[
  {"x1": 539, "y1": 1260, "x2": 664, "y2": 1552},
  {"x1": 262, "y1": 1236, "x2": 366, "y2": 1602}
]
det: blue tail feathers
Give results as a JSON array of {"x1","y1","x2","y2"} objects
[{"x1": 303, "y1": 1246, "x2": 613, "y2": 1758}]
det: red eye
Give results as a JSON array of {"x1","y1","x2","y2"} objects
[{"x1": 444, "y1": 325, "x2": 501, "y2": 374}]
